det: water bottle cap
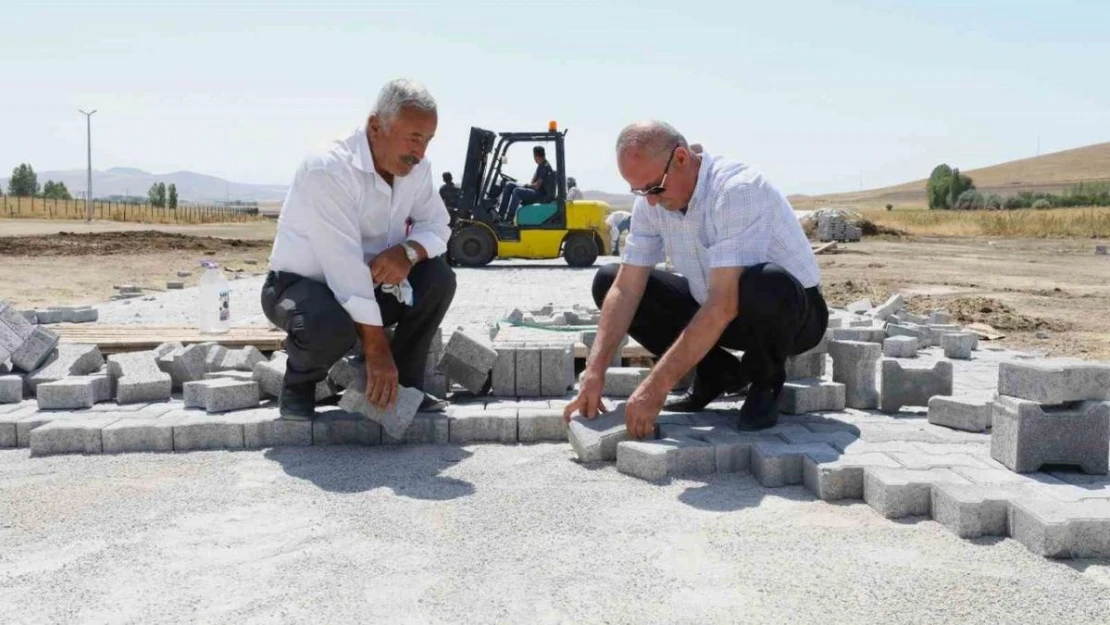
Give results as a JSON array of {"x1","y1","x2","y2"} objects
[{"x1": 200, "y1": 260, "x2": 219, "y2": 269}]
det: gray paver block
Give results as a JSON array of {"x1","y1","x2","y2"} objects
[
  {"x1": 997, "y1": 362, "x2": 1110, "y2": 404},
  {"x1": 990, "y1": 396, "x2": 1109, "y2": 475},
  {"x1": 183, "y1": 379, "x2": 259, "y2": 413},
  {"x1": 33, "y1": 308, "x2": 64, "y2": 324},
  {"x1": 941, "y1": 333, "x2": 976, "y2": 359},
  {"x1": 1009, "y1": 497, "x2": 1110, "y2": 558},
  {"x1": 382, "y1": 412, "x2": 449, "y2": 445},
  {"x1": 1, "y1": 375, "x2": 25, "y2": 403},
  {"x1": 26, "y1": 343, "x2": 104, "y2": 392},
  {"x1": 928, "y1": 396, "x2": 993, "y2": 432},
  {"x1": 580, "y1": 331, "x2": 627, "y2": 368},
  {"x1": 601, "y1": 367, "x2": 649, "y2": 398},
  {"x1": 108, "y1": 350, "x2": 173, "y2": 404},
  {"x1": 828, "y1": 340, "x2": 881, "y2": 409},
  {"x1": 540, "y1": 344, "x2": 574, "y2": 397},
  {"x1": 778, "y1": 380, "x2": 845, "y2": 414},
  {"x1": 338, "y1": 383, "x2": 424, "y2": 441},
  {"x1": 929, "y1": 311, "x2": 950, "y2": 325},
  {"x1": 29, "y1": 416, "x2": 119, "y2": 456},
  {"x1": 219, "y1": 346, "x2": 266, "y2": 371},
  {"x1": 438, "y1": 329, "x2": 497, "y2": 394},
  {"x1": 10, "y1": 326, "x2": 61, "y2": 373},
  {"x1": 870, "y1": 294, "x2": 905, "y2": 321},
  {"x1": 514, "y1": 348, "x2": 541, "y2": 397},
  {"x1": 879, "y1": 359, "x2": 953, "y2": 413},
  {"x1": 491, "y1": 346, "x2": 516, "y2": 397},
  {"x1": 887, "y1": 451, "x2": 991, "y2": 470},
  {"x1": 751, "y1": 442, "x2": 840, "y2": 488},
  {"x1": 205, "y1": 370, "x2": 255, "y2": 382},
  {"x1": 931, "y1": 483, "x2": 1028, "y2": 539},
  {"x1": 171, "y1": 411, "x2": 245, "y2": 451},
  {"x1": 829, "y1": 327, "x2": 886, "y2": 344},
  {"x1": 312, "y1": 408, "x2": 383, "y2": 446},
  {"x1": 862, "y1": 467, "x2": 970, "y2": 519},
  {"x1": 228, "y1": 408, "x2": 312, "y2": 448},
  {"x1": 102, "y1": 415, "x2": 178, "y2": 453},
  {"x1": 784, "y1": 352, "x2": 825, "y2": 380},
  {"x1": 517, "y1": 408, "x2": 566, "y2": 442},
  {"x1": 568, "y1": 406, "x2": 635, "y2": 462},
  {"x1": 883, "y1": 336, "x2": 918, "y2": 358},
  {"x1": 327, "y1": 354, "x2": 361, "y2": 389},
  {"x1": 617, "y1": 436, "x2": 716, "y2": 481},
  {"x1": 449, "y1": 408, "x2": 518, "y2": 443},
  {"x1": 157, "y1": 344, "x2": 208, "y2": 389},
  {"x1": 803, "y1": 452, "x2": 902, "y2": 501},
  {"x1": 35, "y1": 375, "x2": 111, "y2": 409},
  {"x1": 886, "y1": 323, "x2": 932, "y2": 348}
]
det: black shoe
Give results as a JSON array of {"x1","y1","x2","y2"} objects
[
  {"x1": 735, "y1": 386, "x2": 780, "y2": 431},
  {"x1": 419, "y1": 394, "x2": 448, "y2": 413},
  {"x1": 664, "y1": 370, "x2": 750, "y2": 412},
  {"x1": 279, "y1": 380, "x2": 317, "y2": 421}
]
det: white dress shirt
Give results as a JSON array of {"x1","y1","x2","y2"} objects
[
  {"x1": 567, "y1": 186, "x2": 584, "y2": 201},
  {"x1": 269, "y1": 126, "x2": 451, "y2": 327},
  {"x1": 622, "y1": 152, "x2": 820, "y2": 304}
]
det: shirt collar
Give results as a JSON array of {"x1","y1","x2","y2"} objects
[
  {"x1": 689, "y1": 152, "x2": 714, "y2": 211},
  {"x1": 352, "y1": 126, "x2": 377, "y2": 175}
]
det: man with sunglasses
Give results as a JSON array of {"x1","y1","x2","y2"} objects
[{"x1": 564, "y1": 121, "x2": 827, "y2": 438}]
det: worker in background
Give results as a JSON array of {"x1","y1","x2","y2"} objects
[
  {"x1": 605, "y1": 209, "x2": 632, "y2": 256},
  {"x1": 567, "y1": 176, "x2": 584, "y2": 201},
  {"x1": 263, "y1": 79, "x2": 456, "y2": 420},
  {"x1": 498, "y1": 145, "x2": 554, "y2": 222},
  {"x1": 690, "y1": 143, "x2": 704, "y2": 154},
  {"x1": 565, "y1": 120, "x2": 827, "y2": 437},
  {"x1": 439, "y1": 171, "x2": 461, "y2": 209}
]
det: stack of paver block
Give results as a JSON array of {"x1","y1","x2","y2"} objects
[
  {"x1": 780, "y1": 333, "x2": 844, "y2": 415},
  {"x1": 491, "y1": 340, "x2": 574, "y2": 398},
  {"x1": 817, "y1": 212, "x2": 861, "y2": 242}
]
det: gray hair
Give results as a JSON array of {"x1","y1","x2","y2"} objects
[
  {"x1": 372, "y1": 78, "x2": 437, "y2": 127},
  {"x1": 615, "y1": 120, "x2": 688, "y2": 163}
]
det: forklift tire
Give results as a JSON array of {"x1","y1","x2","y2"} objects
[
  {"x1": 449, "y1": 225, "x2": 496, "y2": 267},
  {"x1": 563, "y1": 233, "x2": 598, "y2": 268}
]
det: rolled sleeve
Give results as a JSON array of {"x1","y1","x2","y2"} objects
[
  {"x1": 407, "y1": 165, "x2": 451, "y2": 259},
  {"x1": 708, "y1": 182, "x2": 770, "y2": 268},
  {"x1": 620, "y1": 203, "x2": 665, "y2": 267},
  {"x1": 298, "y1": 167, "x2": 383, "y2": 326}
]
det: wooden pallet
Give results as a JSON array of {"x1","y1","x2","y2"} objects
[{"x1": 52, "y1": 324, "x2": 286, "y2": 354}]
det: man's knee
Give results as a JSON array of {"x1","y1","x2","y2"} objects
[
  {"x1": 287, "y1": 302, "x2": 357, "y2": 367},
  {"x1": 591, "y1": 263, "x2": 620, "y2": 306},
  {"x1": 412, "y1": 256, "x2": 457, "y2": 307}
]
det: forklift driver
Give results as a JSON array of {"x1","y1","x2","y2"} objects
[{"x1": 497, "y1": 145, "x2": 555, "y2": 222}]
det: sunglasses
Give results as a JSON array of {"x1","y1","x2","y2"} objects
[{"x1": 630, "y1": 144, "x2": 680, "y2": 197}]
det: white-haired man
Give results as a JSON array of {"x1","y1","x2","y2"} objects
[
  {"x1": 565, "y1": 121, "x2": 828, "y2": 437},
  {"x1": 262, "y1": 79, "x2": 455, "y2": 419}
]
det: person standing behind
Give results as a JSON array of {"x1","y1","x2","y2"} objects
[
  {"x1": 567, "y1": 176, "x2": 584, "y2": 201},
  {"x1": 605, "y1": 209, "x2": 632, "y2": 256}
]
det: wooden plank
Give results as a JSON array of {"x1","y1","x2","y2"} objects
[
  {"x1": 812, "y1": 241, "x2": 838, "y2": 255},
  {"x1": 52, "y1": 324, "x2": 286, "y2": 354}
]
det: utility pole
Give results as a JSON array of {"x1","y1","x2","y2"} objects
[{"x1": 78, "y1": 109, "x2": 97, "y2": 221}]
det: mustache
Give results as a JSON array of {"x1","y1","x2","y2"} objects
[{"x1": 401, "y1": 155, "x2": 421, "y2": 166}]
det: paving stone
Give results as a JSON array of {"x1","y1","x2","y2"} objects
[
  {"x1": 512, "y1": 348, "x2": 541, "y2": 397},
  {"x1": 20, "y1": 310, "x2": 38, "y2": 325},
  {"x1": 491, "y1": 346, "x2": 517, "y2": 397},
  {"x1": 29, "y1": 416, "x2": 119, "y2": 456},
  {"x1": 438, "y1": 329, "x2": 497, "y2": 394},
  {"x1": 327, "y1": 353, "x2": 361, "y2": 389},
  {"x1": 879, "y1": 359, "x2": 953, "y2": 413},
  {"x1": 225, "y1": 408, "x2": 313, "y2": 448},
  {"x1": 601, "y1": 367, "x2": 649, "y2": 398},
  {"x1": 846, "y1": 299, "x2": 872, "y2": 314},
  {"x1": 931, "y1": 482, "x2": 1029, "y2": 539},
  {"x1": 448, "y1": 407, "x2": 517, "y2": 443},
  {"x1": 102, "y1": 414, "x2": 179, "y2": 453},
  {"x1": 1009, "y1": 497, "x2": 1110, "y2": 558},
  {"x1": 580, "y1": 331, "x2": 627, "y2": 368},
  {"x1": 26, "y1": 343, "x2": 104, "y2": 393},
  {"x1": 205, "y1": 370, "x2": 255, "y2": 382},
  {"x1": 883, "y1": 336, "x2": 918, "y2": 359},
  {"x1": 108, "y1": 351, "x2": 173, "y2": 404},
  {"x1": 157, "y1": 344, "x2": 208, "y2": 389},
  {"x1": 10, "y1": 326, "x2": 59, "y2": 374},
  {"x1": 862, "y1": 467, "x2": 971, "y2": 519},
  {"x1": 784, "y1": 352, "x2": 825, "y2": 380},
  {"x1": 928, "y1": 311, "x2": 951, "y2": 325},
  {"x1": 887, "y1": 451, "x2": 991, "y2": 470},
  {"x1": 382, "y1": 412, "x2": 450, "y2": 445},
  {"x1": 312, "y1": 408, "x2": 383, "y2": 446},
  {"x1": 256, "y1": 353, "x2": 334, "y2": 401},
  {"x1": 997, "y1": 362, "x2": 1110, "y2": 404},
  {"x1": 33, "y1": 308, "x2": 64, "y2": 324},
  {"x1": 803, "y1": 452, "x2": 902, "y2": 501},
  {"x1": 202, "y1": 344, "x2": 229, "y2": 372},
  {"x1": 750, "y1": 442, "x2": 840, "y2": 487},
  {"x1": 540, "y1": 344, "x2": 574, "y2": 397},
  {"x1": 870, "y1": 294, "x2": 905, "y2": 321},
  {"x1": 886, "y1": 323, "x2": 932, "y2": 348},
  {"x1": 0, "y1": 374, "x2": 24, "y2": 403},
  {"x1": 941, "y1": 333, "x2": 976, "y2": 360},
  {"x1": 928, "y1": 396, "x2": 993, "y2": 432},
  {"x1": 568, "y1": 406, "x2": 636, "y2": 462},
  {"x1": 171, "y1": 411, "x2": 245, "y2": 451},
  {"x1": 834, "y1": 440, "x2": 923, "y2": 458},
  {"x1": 35, "y1": 375, "x2": 112, "y2": 410},
  {"x1": 990, "y1": 396, "x2": 1109, "y2": 475},
  {"x1": 829, "y1": 328, "x2": 886, "y2": 344},
  {"x1": 183, "y1": 379, "x2": 259, "y2": 413},
  {"x1": 777, "y1": 425, "x2": 858, "y2": 448},
  {"x1": 778, "y1": 380, "x2": 845, "y2": 414},
  {"x1": 828, "y1": 340, "x2": 881, "y2": 409},
  {"x1": 517, "y1": 408, "x2": 566, "y2": 442},
  {"x1": 616, "y1": 436, "x2": 716, "y2": 481},
  {"x1": 338, "y1": 384, "x2": 424, "y2": 441},
  {"x1": 61, "y1": 307, "x2": 98, "y2": 323},
  {"x1": 219, "y1": 346, "x2": 266, "y2": 372}
]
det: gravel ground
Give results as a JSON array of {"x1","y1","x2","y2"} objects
[{"x1": 1, "y1": 445, "x2": 1109, "y2": 624}]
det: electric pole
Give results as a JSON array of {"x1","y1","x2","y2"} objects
[{"x1": 78, "y1": 109, "x2": 97, "y2": 221}]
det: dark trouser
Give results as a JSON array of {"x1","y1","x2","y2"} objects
[
  {"x1": 498, "y1": 183, "x2": 543, "y2": 221},
  {"x1": 592, "y1": 262, "x2": 828, "y2": 393},
  {"x1": 260, "y1": 256, "x2": 457, "y2": 391}
]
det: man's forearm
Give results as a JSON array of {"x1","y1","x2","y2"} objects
[
  {"x1": 357, "y1": 323, "x2": 391, "y2": 358},
  {"x1": 586, "y1": 284, "x2": 639, "y2": 374},
  {"x1": 646, "y1": 303, "x2": 733, "y2": 390}
]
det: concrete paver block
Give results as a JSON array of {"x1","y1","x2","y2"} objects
[
  {"x1": 617, "y1": 436, "x2": 716, "y2": 481},
  {"x1": 601, "y1": 367, "x2": 649, "y2": 397},
  {"x1": 785, "y1": 352, "x2": 825, "y2": 380},
  {"x1": 338, "y1": 383, "x2": 424, "y2": 441},
  {"x1": 830, "y1": 327, "x2": 886, "y2": 344},
  {"x1": 29, "y1": 416, "x2": 119, "y2": 456},
  {"x1": 257, "y1": 354, "x2": 334, "y2": 400},
  {"x1": 540, "y1": 344, "x2": 574, "y2": 397},
  {"x1": 227, "y1": 408, "x2": 313, "y2": 448},
  {"x1": 990, "y1": 396, "x2": 1109, "y2": 475},
  {"x1": 171, "y1": 411, "x2": 245, "y2": 451},
  {"x1": 580, "y1": 331, "x2": 627, "y2": 368},
  {"x1": 491, "y1": 346, "x2": 517, "y2": 397},
  {"x1": 157, "y1": 344, "x2": 208, "y2": 389},
  {"x1": 312, "y1": 408, "x2": 383, "y2": 446},
  {"x1": 0, "y1": 375, "x2": 23, "y2": 403},
  {"x1": 35, "y1": 375, "x2": 111, "y2": 409},
  {"x1": 438, "y1": 329, "x2": 497, "y2": 394},
  {"x1": 751, "y1": 442, "x2": 840, "y2": 488},
  {"x1": 449, "y1": 407, "x2": 518, "y2": 443},
  {"x1": 183, "y1": 379, "x2": 259, "y2": 413},
  {"x1": 928, "y1": 310, "x2": 950, "y2": 325},
  {"x1": 931, "y1": 483, "x2": 1028, "y2": 539},
  {"x1": 883, "y1": 336, "x2": 918, "y2": 358},
  {"x1": 517, "y1": 408, "x2": 566, "y2": 442},
  {"x1": 879, "y1": 359, "x2": 953, "y2": 413},
  {"x1": 928, "y1": 396, "x2": 993, "y2": 432},
  {"x1": 828, "y1": 340, "x2": 881, "y2": 409},
  {"x1": 514, "y1": 348, "x2": 541, "y2": 397},
  {"x1": 102, "y1": 415, "x2": 178, "y2": 453},
  {"x1": 997, "y1": 362, "x2": 1110, "y2": 404},
  {"x1": 802, "y1": 452, "x2": 902, "y2": 501},
  {"x1": 887, "y1": 451, "x2": 991, "y2": 470},
  {"x1": 568, "y1": 406, "x2": 634, "y2": 462},
  {"x1": 108, "y1": 350, "x2": 173, "y2": 404},
  {"x1": 327, "y1": 354, "x2": 361, "y2": 389},
  {"x1": 941, "y1": 333, "x2": 976, "y2": 359},
  {"x1": 778, "y1": 380, "x2": 845, "y2": 414},
  {"x1": 870, "y1": 294, "x2": 905, "y2": 321},
  {"x1": 219, "y1": 346, "x2": 266, "y2": 372},
  {"x1": 205, "y1": 371, "x2": 255, "y2": 382},
  {"x1": 26, "y1": 343, "x2": 104, "y2": 392},
  {"x1": 862, "y1": 467, "x2": 970, "y2": 519},
  {"x1": 886, "y1": 323, "x2": 932, "y2": 348},
  {"x1": 382, "y1": 412, "x2": 449, "y2": 445},
  {"x1": 1009, "y1": 497, "x2": 1110, "y2": 558}
]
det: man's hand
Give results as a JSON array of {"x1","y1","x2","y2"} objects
[
  {"x1": 562, "y1": 367, "x2": 608, "y2": 422},
  {"x1": 369, "y1": 245, "x2": 412, "y2": 286},
  {"x1": 359, "y1": 326, "x2": 399, "y2": 411},
  {"x1": 624, "y1": 376, "x2": 669, "y2": 439}
]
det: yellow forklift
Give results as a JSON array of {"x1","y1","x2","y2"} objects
[{"x1": 446, "y1": 122, "x2": 611, "y2": 267}]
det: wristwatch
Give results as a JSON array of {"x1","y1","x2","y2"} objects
[{"x1": 401, "y1": 242, "x2": 420, "y2": 265}]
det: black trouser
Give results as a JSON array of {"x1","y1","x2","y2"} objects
[
  {"x1": 592, "y1": 262, "x2": 828, "y2": 393},
  {"x1": 260, "y1": 256, "x2": 457, "y2": 390}
]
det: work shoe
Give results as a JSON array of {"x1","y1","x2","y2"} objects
[
  {"x1": 279, "y1": 380, "x2": 318, "y2": 421},
  {"x1": 734, "y1": 386, "x2": 780, "y2": 431},
  {"x1": 419, "y1": 394, "x2": 448, "y2": 413},
  {"x1": 664, "y1": 369, "x2": 749, "y2": 412}
]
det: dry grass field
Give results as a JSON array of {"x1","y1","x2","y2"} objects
[
  {"x1": 858, "y1": 206, "x2": 1110, "y2": 238},
  {"x1": 0, "y1": 196, "x2": 266, "y2": 225}
]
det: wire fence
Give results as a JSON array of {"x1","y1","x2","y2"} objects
[{"x1": 0, "y1": 196, "x2": 265, "y2": 224}]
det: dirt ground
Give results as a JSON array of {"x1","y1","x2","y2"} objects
[{"x1": 1, "y1": 219, "x2": 1108, "y2": 359}]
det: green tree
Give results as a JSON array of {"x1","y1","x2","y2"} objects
[
  {"x1": 42, "y1": 180, "x2": 72, "y2": 200},
  {"x1": 7, "y1": 163, "x2": 39, "y2": 197},
  {"x1": 926, "y1": 164, "x2": 952, "y2": 209},
  {"x1": 167, "y1": 183, "x2": 178, "y2": 209},
  {"x1": 157, "y1": 182, "x2": 167, "y2": 208},
  {"x1": 148, "y1": 182, "x2": 168, "y2": 207},
  {"x1": 947, "y1": 168, "x2": 975, "y2": 208},
  {"x1": 955, "y1": 189, "x2": 985, "y2": 210}
]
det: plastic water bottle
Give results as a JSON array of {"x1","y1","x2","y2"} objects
[{"x1": 198, "y1": 260, "x2": 231, "y2": 334}]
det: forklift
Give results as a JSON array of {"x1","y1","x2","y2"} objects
[{"x1": 445, "y1": 122, "x2": 611, "y2": 267}]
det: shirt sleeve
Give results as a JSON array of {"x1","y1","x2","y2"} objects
[
  {"x1": 708, "y1": 181, "x2": 770, "y2": 268},
  {"x1": 621, "y1": 201, "x2": 665, "y2": 266},
  {"x1": 406, "y1": 164, "x2": 452, "y2": 259},
  {"x1": 296, "y1": 166, "x2": 383, "y2": 327}
]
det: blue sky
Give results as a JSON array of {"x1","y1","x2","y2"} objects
[{"x1": 2, "y1": 0, "x2": 1108, "y2": 196}]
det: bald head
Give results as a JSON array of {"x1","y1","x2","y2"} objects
[
  {"x1": 615, "y1": 121, "x2": 688, "y2": 164},
  {"x1": 615, "y1": 120, "x2": 699, "y2": 211}
]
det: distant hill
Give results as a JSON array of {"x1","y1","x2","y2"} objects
[
  {"x1": 583, "y1": 190, "x2": 634, "y2": 209},
  {"x1": 790, "y1": 141, "x2": 1110, "y2": 210},
  {"x1": 0, "y1": 167, "x2": 289, "y2": 203}
]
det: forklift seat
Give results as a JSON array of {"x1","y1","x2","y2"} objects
[{"x1": 516, "y1": 202, "x2": 559, "y2": 226}]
